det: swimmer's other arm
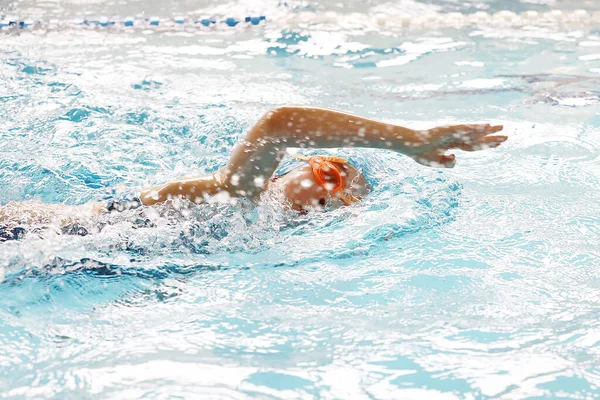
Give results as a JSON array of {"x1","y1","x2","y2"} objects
[{"x1": 140, "y1": 106, "x2": 506, "y2": 206}]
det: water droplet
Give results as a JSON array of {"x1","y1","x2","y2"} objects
[{"x1": 300, "y1": 179, "x2": 313, "y2": 188}]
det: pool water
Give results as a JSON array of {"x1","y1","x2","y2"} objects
[{"x1": 1, "y1": 0, "x2": 600, "y2": 398}]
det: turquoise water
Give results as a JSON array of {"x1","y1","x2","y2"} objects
[{"x1": 1, "y1": 0, "x2": 600, "y2": 398}]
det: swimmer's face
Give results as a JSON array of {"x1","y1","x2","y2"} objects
[{"x1": 270, "y1": 163, "x2": 370, "y2": 212}]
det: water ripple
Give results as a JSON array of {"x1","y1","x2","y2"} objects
[{"x1": 1, "y1": 0, "x2": 600, "y2": 398}]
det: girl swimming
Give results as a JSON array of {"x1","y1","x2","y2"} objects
[
  {"x1": 138, "y1": 106, "x2": 505, "y2": 210},
  {"x1": 0, "y1": 106, "x2": 506, "y2": 234}
]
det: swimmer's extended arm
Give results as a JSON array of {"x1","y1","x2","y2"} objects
[{"x1": 140, "y1": 106, "x2": 505, "y2": 205}]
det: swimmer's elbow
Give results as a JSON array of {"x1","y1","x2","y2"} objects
[
  {"x1": 257, "y1": 106, "x2": 297, "y2": 135},
  {"x1": 265, "y1": 106, "x2": 293, "y2": 120},
  {"x1": 139, "y1": 187, "x2": 164, "y2": 206}
]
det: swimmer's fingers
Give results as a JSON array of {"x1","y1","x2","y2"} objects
[
  {"x1": 456, "y1": 135, "x2": 508, "y2": 151},
  {"x1": 412, "y1": 124, "x2": 504, "y2": 167},
  {"x1": 465, "y1": 124, "x2": 503, "y2": 135},
  {"x1": 438, "y1": 152, "x2": 456, "y2": 168},
  {"x1": 414, "y1": 134, "x2": 506, "y2": 167},
  {"x1": 480, "y1": 124, "x2": 504, "y2": 134},
  {"x1": 411, "y1": 150, "x2": 456, "y2": 168},
  {"x1": 434, "y1": 124, "x2": 503, "y2": 144},
  {"x1": 430, "y1": 123, "x2": 501, "y2": 138}
]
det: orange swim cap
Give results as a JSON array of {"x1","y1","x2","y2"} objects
[{"x1": 292, "y1": 154, "x2": 361, "y2": 206}]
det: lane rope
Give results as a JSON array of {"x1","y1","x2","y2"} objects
[{"x1": 1, "y1": 9, "x2": 599, "y2": 33}]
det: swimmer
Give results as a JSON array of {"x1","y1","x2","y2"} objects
[
  {"x1": 0, "y1": 106, "x2": 506, "y2": 234},
  {"x1": 138, "y1": 106, "x2": 505, "y2": 211}
]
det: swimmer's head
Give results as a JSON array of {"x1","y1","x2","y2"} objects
[{"x1": 269, "y1": 155, "x2": 370, "y2": 212}]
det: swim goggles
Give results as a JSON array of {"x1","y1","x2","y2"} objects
[{"x1": 292, "y1": 154, "x2": 361, "y2": 206}]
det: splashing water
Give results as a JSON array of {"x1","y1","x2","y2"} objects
[{"x1": 1, "y1": 0, "x2": 600, "y2": 398}]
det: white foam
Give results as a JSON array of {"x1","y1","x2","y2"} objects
[
  {"x1": 377, "y1": 38, "x2": 466, "y2": 68},
  {"x1": 579, "y1": 54, "x2": 600, "y2": 61},
  {"x1": 305, "y1": 9, "x2": 600, "y2": 32},
  {"x1": 376, "y1": 55, "x2": 419, "y2": 67},
  {"x1": 459, "y1": 79, "x2": 506, "y2": 89},
  {"x1": 455, "y1": 61, "x2": 485, "y2": 67},
  {"x1": 579, "y1": 41, "x2": 600, "y2": 47},
  {"x1": 555, "y1": 97, "x2": 599, "y2": 107}
]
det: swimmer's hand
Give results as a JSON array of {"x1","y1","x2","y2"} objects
[{"x1": 408, "y1": 124, "x2": 506, "y2": 168}]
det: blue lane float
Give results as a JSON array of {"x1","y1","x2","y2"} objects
[
  {"x1": 198, "y1": 18, "x2": 216, "y2": 27},
  {"x1": 7, "y1": 10, "x2": 597, "y2": 33},
  {"x1": 245, "y1": 16, "x2": 267, "y2": 25},
  {"x1": 0, "y1": 15, "x2": 268, "y2": 31},
  {"x1": 225, "y1": 17, "x2": 239, "y2": 27}
]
